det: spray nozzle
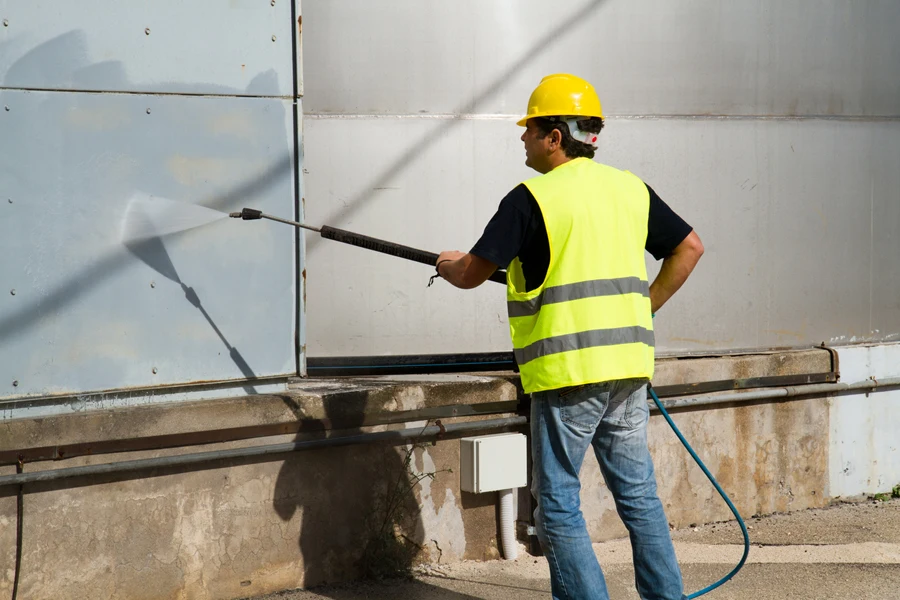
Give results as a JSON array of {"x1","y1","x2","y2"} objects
[{"x1": 230, "y1": 208, "x2": 263, "y2": 220}]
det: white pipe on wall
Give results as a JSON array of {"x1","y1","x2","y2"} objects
[{"x1": 498, "y1": 488, "x2": 518, "y2": 560}]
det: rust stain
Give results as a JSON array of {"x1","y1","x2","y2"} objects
[
  {"x1": 716, "y1": 455, "x2": 736, "y2": 491},
  {"x1": 732, "y1": 405, "x2": 755, "y2": 513},
  {"x1": 668, "y1": 337, "x2": 733, "y2": 347},
  {"x1": 297, "y1": 15, "x2": 302, "y2": 33},
  {"x1": 208, "y1": 112, "x2": 256, "y2": 140},
  {"x1": 813, "y1": 206, "x2": 828, "y2": 233},
  {"x1": 167, "y1": 154, "x2": 232, "y2": 187},
  {"x1": 65, "y1": 105, "x2": 130, "y2": 131},
  {"x1": 765, "y1": 329, "x2": 805, "y2": 340},
  {"x1": 301, "y1": 268, "x2": 307, "y2": 306},
  {"x1": 774, "y1": 403, "x2": 792, "y2": 512},
  {"x1": 645, "y1": 395, "x2": 830, "y2": 530},
  {"x1": 754, "y1": 438, "x2": 774, "y2": 496}
]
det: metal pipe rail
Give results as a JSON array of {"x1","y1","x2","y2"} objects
[
  {"x1": 653, "y1": 376, "x2": 900, "y2": 411},
  {"x1": 2, "y1": 377, "x2": 897, "y2": 488},
  {"x1": 0, "y1": 416, "x2": 527, "y2": 489}
]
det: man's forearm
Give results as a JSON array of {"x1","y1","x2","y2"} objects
[
  {"x1": 436, "y1": 252, "x2": 498, "y2": 289},
  {"x1": 438, "y1": 256, "x2": 471, "y2": 289},
  {"x1": 649, "y1": 230, "x2": 704, "y2": 314}
]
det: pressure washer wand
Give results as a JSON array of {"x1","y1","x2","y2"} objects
[{"x1": 230, "y1": 208, "x2": 507, "y2": 285}]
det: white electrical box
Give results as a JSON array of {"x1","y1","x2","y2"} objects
[{"x1": 459, "y1": 433, "x2": 528, "y2": 493}]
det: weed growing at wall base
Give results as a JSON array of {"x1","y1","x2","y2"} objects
[
  {"x1": 361, "y1": 423, "x2": 451, "y2": 580},
  {"x1": 872, "y1": 483, "x2": 900, "y2": 502}
]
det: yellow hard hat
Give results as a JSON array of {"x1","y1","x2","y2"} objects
[{"x1": 517, "y1": 73, "x2": 604, "y2": 127}]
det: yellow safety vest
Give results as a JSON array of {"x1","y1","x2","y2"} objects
[{"x1": 507, "y1": 157, "x2": 655, "y2": 394}]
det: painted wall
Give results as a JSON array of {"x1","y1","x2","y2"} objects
[
  {"x1": 829, "y1": 343, "x2": 900, "y2": 498},
  {"x1": 0, "y1": 2, "x2": 304, "y2": 401},
  {"x1": 302, "y1": 0, "x2": 900, "y2": 356}
]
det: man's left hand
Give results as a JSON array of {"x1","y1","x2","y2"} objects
[
  {"x1": 437, "y1": 250, "x2": 466, "y2": 270},
  {"x1": 433, "y1": 250, "x2": 499, "y2": 289}
]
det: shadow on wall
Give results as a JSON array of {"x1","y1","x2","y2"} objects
[
  {"x1": 125, "y1": 236, "x2": 261, "y2": 393},
  {"x1": 271, "y1": 396, "x2": 485, "y2": 598},
  {"x1": 0, "y1": 30, "x2": 294, "y2": 388},
  {"x1": 306, "y1": 0, "x2": 609, "y2": 252}
]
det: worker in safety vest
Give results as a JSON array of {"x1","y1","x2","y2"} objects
[{"x1": 436, "y1": 74, "x2": 704, "y2": 600}]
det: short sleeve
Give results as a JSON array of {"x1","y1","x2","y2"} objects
[
  {"x1": 645, "y1": 184, "x2": 693, "y2": 260},
  {"x1": 470, "y1": 184, "x2": 534, "y2": 269}
]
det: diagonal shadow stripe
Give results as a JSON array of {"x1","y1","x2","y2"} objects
[
  {"x1": 307, "y1": 0, "x2": 609, "y2": 251},
  {"x1": 0, "y1": 156, "x2": 291, "y2": 342}
]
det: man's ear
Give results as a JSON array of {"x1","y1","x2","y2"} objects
[{"x1": 550, "y1": 128, "x2": 562, "y2": 149}]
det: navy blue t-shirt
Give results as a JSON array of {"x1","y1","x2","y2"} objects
[{"x1": 470, "y1": 182, "x2": 693, "y2": 292}]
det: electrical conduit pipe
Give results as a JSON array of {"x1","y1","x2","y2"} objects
[{"x1": 498, "y1": 488, "x2": 518, "y2": 560}]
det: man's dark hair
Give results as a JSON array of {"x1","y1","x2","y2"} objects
[{"x1": 532, "y1": 116, "x2": 605, "y2": 159}]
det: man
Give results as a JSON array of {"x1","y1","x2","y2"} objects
[{"x1": 435, "y1": 73, "x2": 703, "y2": 600}]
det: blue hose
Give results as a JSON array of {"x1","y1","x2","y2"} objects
[{"x1": 647, "y1": 384, "x2": 750, "y2": 598}]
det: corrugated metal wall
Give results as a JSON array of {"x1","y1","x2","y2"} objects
[
  {"x1": 303, "y1": 0, "x2": 900, "y2": 356},
  {"x1": 0, "y1": 1, "x2": 304, "y2": 401}
]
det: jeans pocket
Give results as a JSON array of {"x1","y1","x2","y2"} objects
[
  {"x1": 558, "y1": 384, "x2": 608, "y2": 432},
  {"x1": 623, "y1": 389, "x2": 649, "y2": 428},
  {"x1": 605, "y1": 379, "x2": 649, "y2": 428}
]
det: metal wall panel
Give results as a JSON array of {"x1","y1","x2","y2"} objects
[
  {"x1": 0, "y1": 89, "x2": 297, "y2": 398},
  {"x1": 0, "y1": 1, "x2": 304, "y2": 402},
  {"x1": 0, "y1": 0, "x2": 295, "y2": 96},
  {"x1": 303, "y1": 0, "x2": 900, "y2": 117},
  {"x1": 300, "y1": 0, "x2": 900, "y2": 357},
  {"x1": 303, "y1": 117, "x2": 900, "y2": 355}
]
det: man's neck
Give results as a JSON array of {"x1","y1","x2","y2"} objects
[{"x1": 545, "y1": 153, "x2": 574, "y2": 173}]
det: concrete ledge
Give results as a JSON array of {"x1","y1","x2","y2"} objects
[
  {"x1": 654, "y1": 347, "x2": 835, "y2": 386},
  {"x1": 0, "y1": 347, "x2": 836, "y2": 456},
  {"x1": 0, "y1": 374, "x2": 519, "y2": 454},
  {"x1": 0, "y1": 347, "x2": 851, "y2": 600}
]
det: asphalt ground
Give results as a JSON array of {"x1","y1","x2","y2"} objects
[{"x1": 247, "y1": 498, "x2": 900, "y2": 600}]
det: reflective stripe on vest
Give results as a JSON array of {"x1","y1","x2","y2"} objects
[
  {"x1": 514, "y1": 326, "x2": 655, "y2": 366},
  {"x1": 506, "y1": 158, "x2": 654, "y2": 394},
  {"x1": 507, "y1": 276, "x2": 650, "y2": 318}
]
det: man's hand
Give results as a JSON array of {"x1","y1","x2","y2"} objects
[
  {"x1": 649, "y1": 230, "x2": 704, "y2": 314},
  {"x1": 435, "y1": 251, "x2": 499, "y2": 289},
  {"x1": 437, "y1": 250, "x2": 467, "y2": 266}
]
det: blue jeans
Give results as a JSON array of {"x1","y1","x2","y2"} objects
[{"x1": 531, "y1": 379, "x2": 685, "y2": 600}]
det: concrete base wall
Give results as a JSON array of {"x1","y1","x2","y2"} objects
[
  {"x1": 580, "y1": 343, "x2": 900, "y2": 542},
  {"x1": 0, "y1": 440, "x2": 495, "y2": 600},
  {"x1": 582, "y1": 396, "x2": 830, "y2": 542},
  {"x1": 1, "y1": 344, "x2": 897, "y2": 599},
  {"x1": 0, "y1": 374, "x2": 515, "y2": 600}
]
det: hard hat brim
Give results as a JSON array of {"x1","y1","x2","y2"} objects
[{"x1": 516, "y1": 110, "x2": 604, "y2": 128}]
